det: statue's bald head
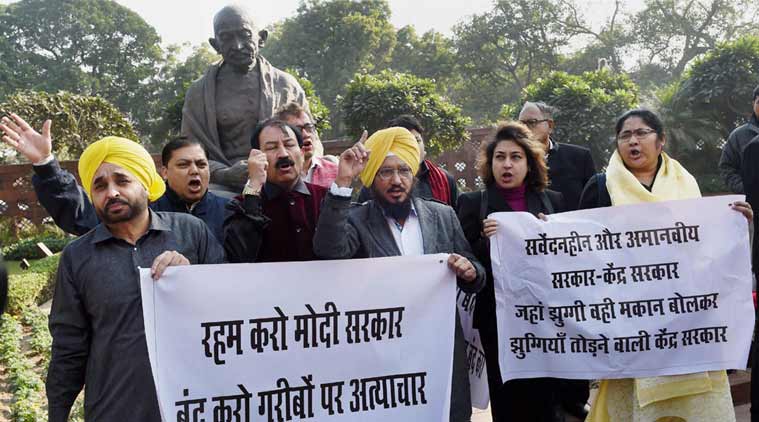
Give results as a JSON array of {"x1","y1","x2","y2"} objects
[
  {"x1": 210, "y1": 5, "x2": 268, "y2": 72},
  {"x1": 213, "y1": 5, "x2": 256, "y2": 37}
]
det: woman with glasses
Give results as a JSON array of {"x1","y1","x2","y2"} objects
[
  {"x1": 580, "y1": 109, "x2": 752, "y2": 421},
  {"x1": 457, "y1": 121, "x2": 565, "y2": 421}
]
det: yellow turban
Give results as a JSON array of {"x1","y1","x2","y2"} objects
[
  {"x1": 359, "y1": 127, "x2": 421, "y2": 187},
  {"x1": 78, "y1": 136, "x2": 165, "y2": 201}
]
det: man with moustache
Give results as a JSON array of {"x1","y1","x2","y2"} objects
[
  {"x1": 0, "y1": 113, "x2": 228, "y2": 241},
  {"x1": 43, "y1": 136, "x2": 224, "y2": 422},
  {"x1": 519, "y1": 101, "x2": 595, "y2": 210},
  {"x1": 224, "y1": 118, "x2": 337, "y2": 262},
  {"x1": 312, "y1": 127, "x2": 485, "y2": 422},
  {"x1": 182, "y1": 5, "x2": 309, "y2": 193},
  {"x1": 275, "y1": 102, "x2": 338, "y2": 188}
]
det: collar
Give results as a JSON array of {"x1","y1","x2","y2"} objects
[
  {"x1": 417, "y1": 159, "x2": 430, "y2": 176},
  {"x1": 91, "y1": 209, "x2": 171, "y2": 244},
  {"x1": 548, "y1": 138, "x2": 558, "y2": 152},
  {"x1": 263, "y1": 178, "x2": 310, "y2": 199},
  {"x1": 163, "y1": 185, "x2": 209, "y2": 211}
]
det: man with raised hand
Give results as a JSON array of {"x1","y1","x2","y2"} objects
[
  {"x1": 0, "y1": 113, "x2": 228, "y2": 241},
  {"x1": 313, "y1": 127, "x2": 485, "y2": 422},
  {"x1": 38, "y1": 136, "x2": 224, "y2": 421}
]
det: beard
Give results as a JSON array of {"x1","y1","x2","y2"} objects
[
  {"x1": 98, "y1": 195, "x2": 148, "y2": 225},
  {"x1": 372, "y1": 184, "x2": 414, "y2": 221}
]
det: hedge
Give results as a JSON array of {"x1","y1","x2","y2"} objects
[{"x1": 2, "y1": 236, "x2": 71, "y2": 260}]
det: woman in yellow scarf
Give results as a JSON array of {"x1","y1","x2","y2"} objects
[{"x1": 578, "y1": 109, "x2": 753, "y2": 422}]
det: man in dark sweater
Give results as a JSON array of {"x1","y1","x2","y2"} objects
[
  {"x1": 720, "y1": 85, "x2": 759, "y2": 194},
  {"x1": 519, "y1": 101, "x2": 596, "y2": 210},
  {"x1": 223, "y1": 118, "x2": 334, "y2": 262},
  {"x1": 0, "y1": 113, "x2": 228, "y2": 241}
]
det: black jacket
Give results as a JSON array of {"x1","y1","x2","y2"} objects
[
  {"x1": 741, "y1": 134, "x2": 759, "y2": 272},
  {"x1": 456, "y1": 184, "x2": 564, "y2": 328},
  {"x1": 547, "y1": 141, "x2": 596, "y2": 211},
  {"x1": 720, "y1": 113, "x2": 759, "y2": 194}
]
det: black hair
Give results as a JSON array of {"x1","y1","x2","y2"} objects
[
  {"x1": 387, "y1": 115, "x2": 425, "y2": 136},
  {"x1": 614, "y1": 109, "x2": 665, "y2": 139},
  {"x1": 754, "y1": 85, "x2": 759, "y2": 101},
  {"x1": 250, "y1": 118, "x2": 303, "y2": 149},
  {"x1": 161, "y1": 137, "x2": 207, "y2": 166}
]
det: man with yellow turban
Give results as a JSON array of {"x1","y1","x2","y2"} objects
[
  {"x1": 313, "y1": 126, "x2": 486, "y2": 422},
  {"x1": 45, "y1": 136, "x2": 225, "y2": 422}
]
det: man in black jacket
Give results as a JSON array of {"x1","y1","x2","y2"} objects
[
  {"x1": 518, "y1": 101, "x2": 595, "y2": 210},
  {"x1": 720, "y1": 85, "x2": 759, "y2": 194},
  {"x1": 741, "y1": 134, "x2": 759, "y2": 422}
]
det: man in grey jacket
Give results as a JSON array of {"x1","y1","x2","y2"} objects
[
  {"x1": 719, "y1": 85, "x2": 759, "y2": 193},
  {"x1": 313, "y1": 127, "x2": 485, "y2": 422}
]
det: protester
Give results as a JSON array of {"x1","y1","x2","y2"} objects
[
  {"x1": 518, "y1": 101, "x2": 595, "y2": 210},
  {"x1": 0, "y1": 113, "x2": 228, "y2": 241},
  {"x1": 312, "y1": 126, "x2": 485, "y2": 422},
  {"x1": 719, "y1": 85, "x2": 759, "y2": 194},
  {"x1": 44, "y1": 136, "x2": 224, "y2": 422},
  {"x1": 741, "y1": 134, "x2": 759, "y2": 422},
  {"x1": 224, "y1": 119, "x2": 363, "y2": 262},
  {"x1": 357, "y1": 115, "x2": 459, "y2": 207},
  {"x1": 456, "y1": 121, "x2": 567, "y2": 422},
  {"x1": 275, "y1": 102, "x2": 338, "y2": 188},
  {"x1": 579, "y1": 109, "x2": 752, "y2": 421}
]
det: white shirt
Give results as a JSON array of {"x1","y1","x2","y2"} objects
[
  {"x1": 385, "y1": 204, "x2": 424, "y2": 256},
  {"x1": 329, "y1": 182, "x2": 424, "y2": 256}
]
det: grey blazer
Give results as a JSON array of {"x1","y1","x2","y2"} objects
[{"x1": 313, "y1": 193, "x2": 486, "y2": 422}]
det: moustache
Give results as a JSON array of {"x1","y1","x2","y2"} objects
[
  {"x1": 275, "y1": 157, "x2": 296, "y2": 169},
  {"x1": 105, "y1": 198, "x2": 129, "y2": 209}
]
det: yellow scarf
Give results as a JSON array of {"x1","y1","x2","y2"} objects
[{"x1": 589, "y1": 150, "x2": 728, "y2": 422}]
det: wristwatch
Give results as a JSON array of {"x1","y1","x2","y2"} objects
[{"x1": 242, "y1": 180, "x2": 261, "y2": 196}]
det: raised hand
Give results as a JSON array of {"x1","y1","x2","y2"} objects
[
  {"x1": 246, "y1": 149, "x2": 268, "y2": 192},
  {"x1": 335, "y1": 130, "x2": 369, "y2": 188},
  {"x1": 0, "y1": 113, "x2": 53, "y2": 164}
]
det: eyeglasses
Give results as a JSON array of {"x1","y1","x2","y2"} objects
[
  {"x1": 617, "y1": 128, "x2": 657, "y2": 143},
  {"x1": 520, "y1": 119, "x2": 549, "y2": 128},
  {"x1": 296, "y1": 123, "x2": 316, "y2": 133},
  {"x1": 377, "y1": 167, "x2": 414, "y2": 181}
]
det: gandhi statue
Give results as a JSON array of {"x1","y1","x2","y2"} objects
[{"x1": 181, "y1": 5, "x2": 310, "y2": 192}]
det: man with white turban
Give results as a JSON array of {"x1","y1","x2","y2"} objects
[
  {"x1": 44, "y1": 136, "x2": 225, "y2": 422},
  {"x1": 313, "y1": 126, "x2": 486, "y2": 422}
]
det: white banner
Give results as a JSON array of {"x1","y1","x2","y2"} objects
[
  {"x1": 456, "y1": 289, "x2": 489, "y2": 409},
  {"x1": 140, "y1": 254, "x2": 455, "y2": 422},
  {"x1": 491, "y1": 195, "x2": 754, "y2": 382}
]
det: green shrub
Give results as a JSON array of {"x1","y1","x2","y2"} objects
[
  {"x1": 0, "y1": 314, "x2": 46, "y2": 421},
  {"x1": 7, "y1": 272, "x2": 49, "y2": 315},
  {"x1": 21, "y1": 306, "x2": 52, "y2": 370},
  {"x1": 2, "y1": 235, "x2": 71, "y2": 260}
]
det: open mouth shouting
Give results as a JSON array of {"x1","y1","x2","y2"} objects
[
  {"x1": 275, "y1": 157, "x2": 296, "y2": 173},
  {"x1": 187, "y1": 178, "x2": 203, "y2": 194}
]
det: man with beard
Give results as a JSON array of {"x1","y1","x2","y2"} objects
[
  {"x1": 0, "y1": 113, "x2": 228, "y2": 241},
  {"x1": 42, "y1": 136, "x2": 224, "y2": 422},
  {"x1": 358, "y1": 115, "x2": 458, "y2": 207},
  {"x1": 519, "y1": 101, "x2": 595, "y2": 210},
  {"x1": 182, "y1": 5, "x2": 309, "y2": 193},
  {"x1": 224, "y1": 118, "x2": 340, "y2": 262},
  {"x1": 275, "y1": 103, "x2": 338, "y2": 188},
  {"x1": 720, "y1": 84, "x2": 759, "y2": 194},
  {"x1": 312, "y1": 127, "x2": 485, "y2": 422}
]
